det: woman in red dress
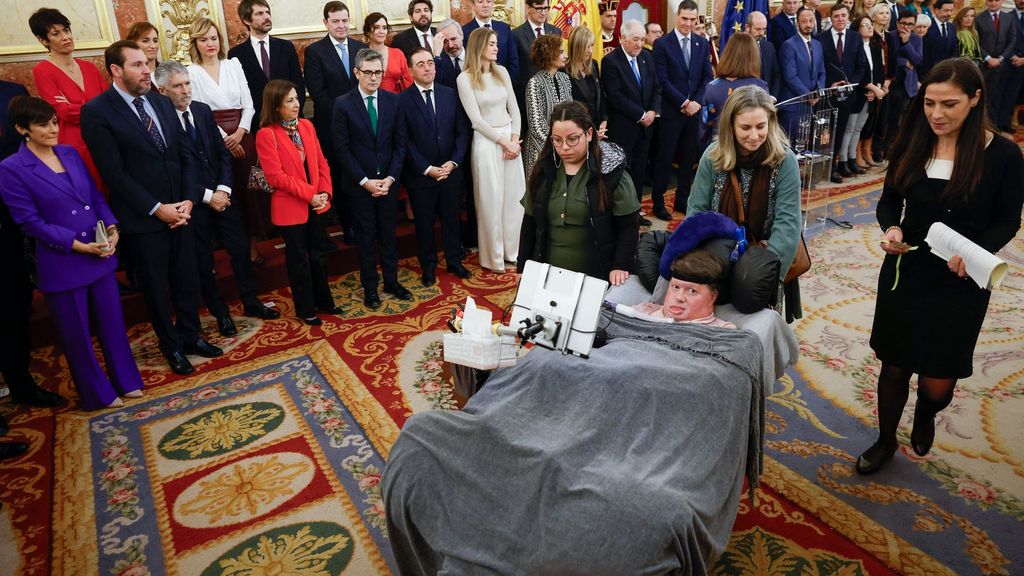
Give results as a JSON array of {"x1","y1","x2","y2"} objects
[{"x1": 29, "y1": 8, "x2": 107, "y2": 189}]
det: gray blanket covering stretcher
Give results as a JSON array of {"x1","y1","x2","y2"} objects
[{"x1": 382, "y1": 312, "x2": 765, "y2": 575}]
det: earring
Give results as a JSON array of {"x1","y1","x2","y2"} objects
[{"x1": 552, "y1": 149, "x2": 561, "y2": 168}]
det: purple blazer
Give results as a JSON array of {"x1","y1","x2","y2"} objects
[{"x1": 0, "y1": 143, "x2": 118, "y2": 293}]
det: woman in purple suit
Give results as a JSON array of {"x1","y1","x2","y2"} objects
[{"x1": 0, "y1": 96, "x2": 143, "y2": 410}]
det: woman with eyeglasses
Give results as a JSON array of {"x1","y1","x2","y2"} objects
[
  {"x1": 28, "y1": 8, "x2": 107, "y2": 190},
  {"x1": 457, "y1": 27, "x2": 527, "y2": 273},
  {"x1": 517, "y1": 101, "x2": 640, "y2": 285}
]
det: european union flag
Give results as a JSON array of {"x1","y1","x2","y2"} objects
[{"x1": 719, "y1": 0, "x2": 769, "y2": 51}]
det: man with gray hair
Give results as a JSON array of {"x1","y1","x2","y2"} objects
[
  {"x1": 432, "y1": 18, "x2": 465, "y2": 88},
  {"x1": 746, "y1": 11, "x2": 780, "y2": 97},
  {"x1": 603, "y1": 19, "x2": 661, "y2": 224},
  {"x1": 155, "y1": 61, "x2": 279, "y2": 336},
  {"x1": 332, "y1": 48, "x2": 411, "y2": 309}
]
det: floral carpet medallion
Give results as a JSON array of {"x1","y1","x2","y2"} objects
[{"x1": 51, "y1": 341, "x2": 399, "y2": 576}]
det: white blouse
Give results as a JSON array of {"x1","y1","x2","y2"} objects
[{"x1": 187, "y1": 58, "x2": 255, "y2": 133}]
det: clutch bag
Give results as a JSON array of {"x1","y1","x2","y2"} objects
[{"x1": 95, "y1": 220, "x2": 111, "y2": 251}]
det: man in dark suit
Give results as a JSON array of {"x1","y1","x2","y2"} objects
[
  {"x1": 977, "y1": 0, "x2": 1019, "y2": 131},
  {"x1": 462, "y1": 0, "x2": 518, "y2": 80},
  {"x1": 651, "y1": 0, "x2": 714, "y2": 219},
  {"x1": 1006, "y1": 0, "x2": 1024, "y2": 130},
  {"x1": 155, "y1": 61, "x2": 280, "y2": 338},
  {"x1": 305, "y1": 0, "x2": 367, "y2": 243},
  {"x1": 747, "y1": 11, "x2": 780, "y2": 98},
  {"x1": 400, "y1": 48, "x2": 473, "y2": 286},
  {"x1": 333, "y1": 48, "x2": 411, "y2": 309},
  {"x1": 82, "y1": 41, "x2": 222, "y2": 375},
  {"x1": 779, "y1": 7, "x2": 827, "y2": 143},
  {"x1": 604, "y1": 20, "x2": 661, "y2": 226},
  {"x1": 432, "y1": 18, "x2": 466, "y2": 89},
  {"x1": 0, "y1": 81, "x2": 64, "y2": 460},
  {"x1": 818, "y1": 2, "x2": 867, "y2": 182},
  {"x1": 770, "y1": 0, "x2": 802, "y2": 53},
  {"x1": 921, "y1": 0, "x2": 959, "y2": 78},
  {"x1": 227, "y1": 0, "x2": 306, "y2": 125},
  {"x1": 512, "y1": 0, "x2": 561, "y2": 117},
  {"x1": 393, "y1": 0, "x2": 437, "y2": 57}
]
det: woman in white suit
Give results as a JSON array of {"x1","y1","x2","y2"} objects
[{"x1": 457, "y1": 27, "x2": 526, "y2": 273}]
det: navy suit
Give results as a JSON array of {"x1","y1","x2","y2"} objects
[
  {"x1": 769, "y1": 12, "x2": 798, "y2": 54},
  {"x1": 602, "y1": 46, "x2": 661, "y2": 202},
  {"x1": 393, "y1": 26, "x2": 437, "y2": 58},
  {"x1": 922, "y1": 18, "x2": 960, "y2": 77},
  {"x1": 81, "y1": 88, "x2": 204, "y2": 355},
  {"x1": 183, "y1": 101, "x2": 263, "y2": 318},
  {"x1": 228, "y1": 36, "x2": 305, "y2": 125},
  {"x1": 304, "y1": 35, "x2": 367, "y2": 236},
  {"x1": 399, "y1": 83, "x2": 470, "y2": 274},
  {"x1": 652, "y1": 31, "x2": 714, "y2": 212},
  {"x1": 819, "y1": 27, "x2": 868, "y2": 164},
  {"x1": 332, "y1": 89, "x2": 407, "y2": 292},
  {"x1": 463, "y1": 19, "x2": 519, "y2": 80},
  {"x1": 434, "y1": 51, "x2": 463, "y2": 89},
  {"x1": 977, "y1": 9, "x2": 1020, "y2": 128},
  {"x1": 0, "y1": 80, "x2": 36, "y2": 398},
  {"x1": 779, "y1": 33, "x2": 826, "y2": 141},
  {"x1": 758, "y1": 38, "x2": 781, "y2": 98},
  {"x1": 512, "y1": 21, "x2": 562, "y2": 121},
  {"x1": 1004, "y1": 10, "x2": 1024, "y2": 128}
]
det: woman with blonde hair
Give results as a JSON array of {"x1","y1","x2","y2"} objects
[
  {"x1": 702, "y1": 32, "x2": 767, "y2": 138},
  {"x1": 457, "y1": 27, "x2": 526, "y2": 273},
  {"x1": 852, "y1": 0, "x2": 877, "y2": 20},
  {"x1": 125, "y1": 22, "x2": 160, "y2": 74},
  {"x1": 523, "y1": 34, "x2": 572, "y2": 178},
  {"x1": 565, "y1": 26, "x2": 608, "y2": 140},
  {"x1": 686, "y1": 85, "x2": 802, "y2": 319},
  {"x1": 954, "y1": 6, "x2": 981, "y2": 62},
  {"x1": 187, "y1": 17, "x2": 267, "y2": 266}
]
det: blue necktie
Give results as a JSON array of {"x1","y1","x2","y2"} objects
[
  {"x1": 182, "y1": 110, "x2": 197, "y2": 142},
  {"x1": 133, "y1": 97, "x2": 166, "y2": 152},
  {"x1": 630, "y1": 57, "x2": 642, "y2": 87},
  {"x1": 681, "y1": 36, "x2": 691, "y2": 68},
  {"x1": 337, "y1": 42, "x2": 350, "y2": 78},
  {"x1": 423, "y1": 89, "x2": 437, "y2": 128}
]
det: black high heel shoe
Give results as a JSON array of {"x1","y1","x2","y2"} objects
[
  {"x1": 911, "y1": 410, "x2": 936, "y2": 456},
  {"x1": 855, "y1": 441, "x2": 897, "y2": 475}
]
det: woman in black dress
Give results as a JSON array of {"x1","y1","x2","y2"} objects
[{"x1": 857, "y1": 58, "x2": 1024, "y2": 474}]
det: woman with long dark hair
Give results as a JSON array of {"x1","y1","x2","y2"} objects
[
  {"x1": 518, "y1": 101, "x2": 640, "y2": 285},
  {"x1": 856, "y1": 58, "x2": 1024, "y2": 474}
]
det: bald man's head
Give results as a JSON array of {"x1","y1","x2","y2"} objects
[{"x1": 746, "y1": 11, "x2": 768, "y2": 39}]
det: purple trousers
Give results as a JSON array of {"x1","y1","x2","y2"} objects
[{"x1": 44, "y1": 272, "x2": 143, "y2": 410}]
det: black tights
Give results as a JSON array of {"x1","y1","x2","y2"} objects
[{"x1": 874, "y1": 362, "x2": 957, "y2": 447}]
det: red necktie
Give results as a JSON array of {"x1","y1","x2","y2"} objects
[
  {"x1": 259, "y1": 40, "x2": 270, "y2": 79},
  {"x1": 994, "y1": 12, "x2": 1000, "y2": 34},
  {"x1": 836, "y1": 32, "x2": 844, "y2": 61}
]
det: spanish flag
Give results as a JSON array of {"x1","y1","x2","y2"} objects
[{"x1": 549, "y1": 0, "x2": 604, "y2": 61}]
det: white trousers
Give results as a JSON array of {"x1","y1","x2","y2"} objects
[{"x1": 471, "y1": 125, "x2": 526, "y2": 271}]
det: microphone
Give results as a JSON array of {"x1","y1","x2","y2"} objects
[{"x1": 827, "y1": 63, "x2": 854, "y2": 100}]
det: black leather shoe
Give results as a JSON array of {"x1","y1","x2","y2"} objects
[
  {"x1": 836, "y1": 161, "x2": 853, "y2": 177},
  {"x1": 302, "y1": 316, "x2": 323, "y2": 326},
  {"x1": 9, "y1": 384, "x2": 66, "y2": 408},
  {"x1": 364, "y1": 291, "x2": 382, "y2": 309},
  {"x1": 638, "y1": 215, "x2": 653, "y2": 227},
  {"x1": 855, "y1": 440, "x2": 897, "y2": 475},
  {"x1": 183, "y1": 338, "x2": 224, "y2": 358},
  {"x1": 422, "y1": 273, "x2": 436, "y2": 287},
  {"x1": 318, "y1": 305, "x2": 344, "y2": 315},
  {"x1": 244, "y1": 302, "x2": 281, "y2": 319},
  {"x1": 448, "y1": 265, "x2": 472, "y2": 279},
  {"x1": 911, "y1": 410, "x2": 936, "y2": 456},
  {"x1": 0, "y1": 442, "x2": 29, "y2": 461},
  {"x1": 383, "y1": 283, "x2": 413, "y2": 301},
  {"x1": 165, "y1": 351, "x2": 195, "y2": 375},
  {"x1": 830, "y1": 172, "x2": 844, "y2": 184},
  {"x1": 216, "y1": 315, "x2": 238, "y2": 337},
  {"x1": 847, "y1": 160, "x2": 865, "y2": 175},
  {"x1": 653, "y1": 208, "x2": 672, "y2": 221}
]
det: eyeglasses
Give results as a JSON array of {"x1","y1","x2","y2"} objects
[
  {"x1": 530, "y1": 5, "x2": 551, "y2": 10},
  {"x1": 357, "y1": 69, "x2": 385, "y2": 77},
  {"x1": 552, "y1": 131, "x2": 585, "y2": 148}
]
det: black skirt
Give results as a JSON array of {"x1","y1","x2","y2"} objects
[{"x1": 870, "y1": 245, "x2": 991, "y2": 378}]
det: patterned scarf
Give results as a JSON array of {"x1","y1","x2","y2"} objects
[{"x1": 281, "y1": 119, "x2": 305, "y2": 163}]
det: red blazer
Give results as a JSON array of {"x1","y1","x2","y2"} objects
[
  {"x1": 32, "y1": 59, "x2": 107, "y2": 190},
  {"x1": 255, "y1": 119, "x2": 332, "y2": 227}
]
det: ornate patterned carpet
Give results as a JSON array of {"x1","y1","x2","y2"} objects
[{"x1": 1, "y1": 179, "x2": 1020, "y2": 574}]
